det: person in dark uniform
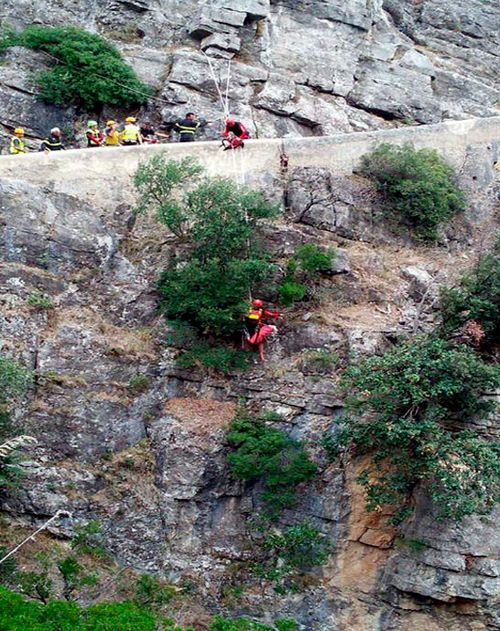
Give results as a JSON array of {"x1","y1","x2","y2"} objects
[
  {"x1": 40, "y1": 128, "x2": 65, "y2": 152},
  {"x1": 174, "y1": 112, "x2": 203, "y2": 142}
]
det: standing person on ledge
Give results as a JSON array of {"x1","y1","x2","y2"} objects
[
  {"x1": 174, "y1": 112, "x2": 205, "y2": 142},
  {"x1": 40, "y1": 128, "x2": 65, "y2": 152}
]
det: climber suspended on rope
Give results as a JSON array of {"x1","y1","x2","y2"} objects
[
  {"x1": 243, "y1": 299, "x2": 280, "y2": 362},
  {"x1": 222, "y1": 118, "x2": 249, "y2": 150}
]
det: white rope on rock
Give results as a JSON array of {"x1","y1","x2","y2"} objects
[{"x1": 0, "y1": 510, "x2": 72, "y2": 566}]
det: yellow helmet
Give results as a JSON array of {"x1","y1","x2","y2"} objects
[
  {"x1": 125, "y1": 116, "x2": 136, "y2": 123},
  {"x1": 106, "y1": 120, "x2": 116, "y2": 126},
  {"x1": 14, "y1": 127, "x2": 25, "y2": 135}
]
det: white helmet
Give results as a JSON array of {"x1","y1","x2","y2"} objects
[{"x1": 50, "y1": 127, "x2": 61, "y2": 134}]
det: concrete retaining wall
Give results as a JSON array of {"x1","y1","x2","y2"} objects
[{"x1": 1, "y1": 117, "x2": 499, "y2": 205}]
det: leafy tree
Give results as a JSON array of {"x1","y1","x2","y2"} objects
[
  {"x1": 360, "y1": 142, "x2": 465, "y2": 241},
  {"x1": 3, "y1": 26, "x2": 151, "y2": 110},
  {"x1": 440, "y1": 236, "x2": 500, "y2": 347},
  {"x1": 335, "y1": 336, "x2": 500, "y2": 523},
  {"x1": 135, "y1": 157, "x2": 280, "y2": 339},
  {"x1": 227, "y1": 410, "x2": 317, "y2": 516}
]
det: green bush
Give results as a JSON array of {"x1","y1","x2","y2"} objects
[
  {"x1": 135, "y1": 157, "x2": 279, "y2": 338},
  {"x1": 278, "y1": 281, "x2": 306, "y2": 307},
  {"x1": 7, "y1": 26, "x2": 151, "y2": 110},
  {"x1": 335, "y1": 336, "x2": 500, "y2": 523},
  {"x1": 134, "y1": 575, "x2": 176, "y2": 608},
  {"x1": 278, "y1": 243, "x2": 334, "y2": 306},
  {"x1": 159, "y1": 257, "x2": 273, "y2": 338},
  {"x1": 27, "y1": 293, "x2": 53, "y2": 311},
  {"x1": 177, "y1": 343, "x2": 248, "y2": 374},
  {"x1": 259, "y1": 523, "x2": 330, "y2": 584},
  {"x1": 227, "y1": 410, "x2": 317, "y2": 516},
  {"x1": 128, "y1": 374, "x2": 150, "y2": 393},
  {"x1": 440, "y1": 236, "x2": 500, "y2": 347},
  {"x1": 360, "y1": 142, "x2": 465, "y2": 241},
  {"x1": 293, "y1": 243, "x2": 334, "y2": 277}
]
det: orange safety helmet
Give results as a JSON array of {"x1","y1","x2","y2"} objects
[{"x1": 252, "y1": 299, "x2": 264, "y2": 308}]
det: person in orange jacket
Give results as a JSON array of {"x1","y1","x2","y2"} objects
[
  {"x1": 222, "y1": 118, "x2": 249, "y2": 150},
  {"x1": 243, "y1": 299, "x2": 280, "y2": 361}
]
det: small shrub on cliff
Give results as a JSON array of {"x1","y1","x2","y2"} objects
[
  {"x1": 440, "y1": 236, "x2": 500, "y2": 348},
  {"x1": 8, "y1": 26, "x2": 151, "y2": 110},
  {"x1": 278, "y1": 243, "x2": 335, "y2": 306},
  {"x1": 360, "y1": 142, "x2": 465, "y2": 241},
  {"x1": 227, "y1": 410, "x2": 317, "y2": 516},
  {"x1": 334, "y1": 336, "x2": 500, "y2": 523},
  {"x1": 256, "y1": 523, "x2": 330, "y2": 587}
]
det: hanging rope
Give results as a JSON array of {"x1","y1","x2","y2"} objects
[{"x1": 0, "y1": 510, "x2": 72, "y2": 566}]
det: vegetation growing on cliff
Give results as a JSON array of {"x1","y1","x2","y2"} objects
[
  {"x1": 360, "y1": 142, "x2": 465, "y2": 241},
  {"x1": 0, "y1": 586, "x2": 296, "y2": 631},
  {"x1": 0, "y1": 357, "x2": 32, "y2": 495},
  {"x1": 0, "y1": 26, "x2": 151, "y2": 110},
  {"x1": 279, "y1": 243, "x2": 335, "y2": 307},
  {"x1": 227, "y1": 409, "x2": 317, "y2": 515},
  {"x1": 336, "y1": 337, "x2": 499, "y2": 523},
  {"x1": 440, "y1": 236, "x2": 500, "y2": 348},
  {"x1": 135, "y1": 157, "x2": 280, "y2": 369},
  {"x1": 226, "y1": 409, "x2": 329, "y2": 590}
]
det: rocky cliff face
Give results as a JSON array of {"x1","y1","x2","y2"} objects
[
  {"x1": 0, "y1": 0, "x2": 499, "y2": 150},
  {"x1": 0, "y1": 120, "x2": 499, "y2": 628}
]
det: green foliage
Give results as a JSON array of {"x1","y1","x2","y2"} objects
[
  {"x1": 134, "y1": 575, "x2": 176, "y2": 608},
  {"x1": 134, "y1": 157, "x2": 204, "y2": 237},
  {"x1": 177, "y1": 342, "x2": 248, "y2": 374},
  {"x1": 0, "y1": 357, "x2": 32, "y2": 495},
  {"x1": 293, "y1": 243, "x2": 334, "y2": 278},
  {"x1": 0, "y1": 587, "x2": 296, "y2": 631},
  {"x1": 258, "y1": 523, "x2": 330, "y2": 585},
  {"x1": 440, "y1": 237, "x2": 500, "y2": 347},
  {"x1": 279, "y1": 243, "x2": 334, "y2": 306},
  {"x1": 71, "y1": 520, "x2": 107, "y2": 558},
  {"x1": 128, "y1": 374, "x2": 150, "y2": 393},
  {"x1": 360, "y1": 142, "x2": 466, "y2": 241},
  {"x1": 0, "y1": 357, "x2": 32, "y2": 406},
  {"x1": 278, "y1": 281, "x2": 306, "y2": 307},
  {"x1": 227, "y1": 410, "x2": 317, "y2": 516},
  {"x1": 57, "y1": 556, "x2": 97, "y2": 601},
  {"x1": 0, "y1": 28, "x2": 16, "y2": 55},
  {"x1": 159, "y1": 257, "x2": 273, "y2": 337},
  {"x1": 10, "y1": 26, "x2": 151, "y2": 110},
  {"x1": 27, "y1": 293, "x2": 53, "y2": 311},
  {"x1": 135, "y1": 157, "x2": 279, "y2": 339},
  {"x1": 335, "y1": 336, "x2": 500, "y2": 523}
]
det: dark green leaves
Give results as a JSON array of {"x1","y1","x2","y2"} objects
[{"x1": 360, "y1": 142, "x2": 466, "y2": 241}]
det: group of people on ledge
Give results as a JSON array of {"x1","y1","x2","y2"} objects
[{"x1": 7, "y1": 114, "x2": 250, "y2": 154}]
